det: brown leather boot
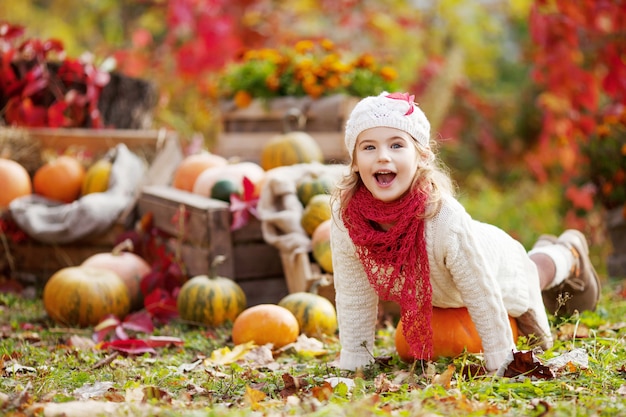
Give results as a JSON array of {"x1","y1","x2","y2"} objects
[{"x1": 541, "y1": 230, "x2": 601, "y2": 316}]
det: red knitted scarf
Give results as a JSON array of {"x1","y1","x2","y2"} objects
[{"x1": 343, "y1": 184, "x2": 433, "y2": 360}]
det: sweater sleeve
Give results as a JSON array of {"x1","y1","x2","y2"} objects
[
  {"x1": 433, "y1": 200, "x2": 516, "y2": 371},
  {"x1": 331, "y1": 205, "x2": 379, "y2": 371}
]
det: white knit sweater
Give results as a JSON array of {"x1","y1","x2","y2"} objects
[{"x1": 331, "y1": 193, "x2": 553, "y2": 371}]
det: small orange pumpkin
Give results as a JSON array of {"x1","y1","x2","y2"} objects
[
  {"x1": 395, "y1": 307, "x2": 519, "y2": 362},
  {"x1": 0, "y1": 158, "x2": 32, "y2": 209},
  {"x1": 33, "y1": 155, "x2": 85, "y2": 203},
  {"x1": 231, "y1": 304, "x2": 299, "y2": 348},
  {"x1": 81, "y1": 239, "x2": 151, "y2": 312},
  {"x1": 172, "y1": 152, "x2": 228, "y2": 192}
]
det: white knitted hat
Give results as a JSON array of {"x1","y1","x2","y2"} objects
[{"x1": 344, "y1": 92, "x2": 430, "y2": 157}]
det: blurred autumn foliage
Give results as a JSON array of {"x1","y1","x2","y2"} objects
[
  {"x1": 527, "y1": 0, "x2": 626, "y2": 222},
  {"x1": 2, "y1": 0, "x2": 625, "y2": 223}
]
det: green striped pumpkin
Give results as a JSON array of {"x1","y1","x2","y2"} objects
[
  {"x1": 278, "y1": 292, "x2": 337, "y2": 338},
  {"x1": 296, "y1": 175, "x2": 335, "y2": 207},
  {"x1": 260, "y1": 131, "x2": 324, "y2": 171},
  {"x1": 43, "y1": 266, "x2": 131, "y2": 327},
  {"x1": 301, "y1": 194, "x2": 332, "y2": 236},
  {"x1": 177, "y1": 274, "x2": 247, "y2": 326}
]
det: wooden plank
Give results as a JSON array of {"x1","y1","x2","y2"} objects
[
  {"x1": 5, "y1": 241, "x2": 113, "y2": 282},
  {"x1": 231, "y1": 217, "x2": 264, "y2": 244},
  {"x1": 25, "y1": 127, "x2": 177, "y2": 154},
  {"x1": 233, "y1": 242, "x2": 283, "y2": 280},
  {"x1": 137, "y1": 185, "x2": 232, "y2": 245},
  {"x1": 236, "y1": 276, "x2": 289, "y2": 306},
  {"x1": 173, "y1": 242, "x2": 234, "y2": 279}
]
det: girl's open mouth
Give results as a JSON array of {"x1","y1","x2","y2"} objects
[{"x1": 375, "y1": 171, "x2": 396, "y2": 185}]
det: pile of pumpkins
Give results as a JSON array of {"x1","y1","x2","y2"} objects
[
  {"x1": 170, "y1": 131, "x2": 326, "y2": 203},
  {"x1": 178, "y1": 272, "x2": 338, "y2": 347},
  {"x1": 43, "y1": 245, "x2": 338, "y2": 349},
  {"x1": 170, "y1": 131, "x2": 336, "y2": 275},
  {"x1": 0, "y1": 154, "x2": 114, "y2": 209}
]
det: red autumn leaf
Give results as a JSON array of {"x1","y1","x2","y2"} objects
[
  {"x1": 122, "y1": 311, "x2": 155, "y2": 334},
  {"x1": 565, "y1": 185, "x2": 595, "y2": 211},
  {"x1": 100, "y1": 338, "x2": 156, "y2": 355},
  {"x1": 230, "y1": 176, "x2": 259, "y2": 231},
  {"x1": 144, "y1": 288, "x2": 179, "y2": 324},
  {"x1": 93, "y1": 311, "x2": 155, "y2": 343},
  {"x1": 47, "y1": 100, "x2": 68, "y2": 127},
  {"x1": 140, "y1": 249, "x2": 186, "y2": 296},
  {"x1": 146, "y1": 336, "x2": 184, "y2": 348}
]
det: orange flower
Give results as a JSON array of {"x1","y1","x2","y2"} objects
[
  {"x1": 265, "y1": 74, "x2": 280, "y2": 91},
  {"x1": 354, "y1": 53, "x2": 376, "y2": 70},
  {"x1": 380, "y1": 66, "x2": 398, "y2": 81},
  {"x1": 295, "y1": 40, "x2": 315, "y2": 54},
  {"x1": 320, "y1": 38, "x2": 335, "y2": 51},
  {"x1": 233, "y1": 90, "x2": 253, "y2": 108},
  {"x1": 324, "y1": 74, "x2": 342, "y2": 90},
  {"x1": 221, "y1": 39, "x2": 397, "y2": 100}
]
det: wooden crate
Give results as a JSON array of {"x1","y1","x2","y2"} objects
[
  {"x1": 137, "y1": 185, "x2": 235, "y2": 278},
  {"x1": 1, "y1": 128, "x2": 183, "y2": 283},
  {"x1": 136, "y1": 185, "x2": 286, "y2": 305},
  {"x1": 280, "y1": 251, "x2": 335, "y2": 304},
  {"x1": 215, "y1": 94, "x2": 358, "y2": 164}
]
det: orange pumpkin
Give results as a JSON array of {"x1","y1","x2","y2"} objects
[
  {"x1": 172, "y1": 152, "x2": 228, "y2": 192},
  {"x1": 395, "y1": 307, "x2": 519, "y2": 362},
  {"x1": 33, "y1": 155, "x2": 85, "y2": 203},
  {"x1": 0, "y1": 158, "x2": 32, "y2": 209},
  {"x1": 81, "y1": 239, "x2": 151, "y2": 312},
  {"x1": 231, "y1": 304, "x2": 299, "y2": 348}
]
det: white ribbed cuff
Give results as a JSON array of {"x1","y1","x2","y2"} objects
[
  {"x1": 338, "y1": 349, "x2": 375, "y2": 371},
  {"x1": 528, "y1": 244, "x2": 573, "y2": 289}
]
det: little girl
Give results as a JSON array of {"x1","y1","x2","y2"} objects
[{"x1": 331, "y1": 92, "x2": 601, "y2": 372}]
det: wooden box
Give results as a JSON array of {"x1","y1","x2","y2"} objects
[
  {"x1": 280, "y1": 251, "x2": 335, "y2": 304},
  {"x1": 137, "y1": 185, "x2": 234, "y2": 278},
  {"x1": 215, "y1": 94, "x2": 358, "y2": 164},
  {"x1": 1, "y1": 128, "x2": 183, "y2": 283},
  {"x1": 136, "y1": 185, "x2": 287, "y2": 305}
]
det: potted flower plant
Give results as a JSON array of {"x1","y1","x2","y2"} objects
[
  {"x1": 218, "y1": 38, "x2": 398, "y2": 108},
  {"x1": 216, "y1": 39, "x2": 399, "y2": 161}
]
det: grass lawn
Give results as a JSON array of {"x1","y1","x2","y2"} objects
[{"x1": 1, "y1": 277, "x2": 626, "y2": 417}]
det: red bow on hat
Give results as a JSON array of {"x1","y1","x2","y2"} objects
[{"x1": 386, "y1": 92, "x2": 416, "y2": 115}]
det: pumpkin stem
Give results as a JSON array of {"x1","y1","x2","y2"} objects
[
  {"x1": 112, "y1": 238, "x2": 134, "y2": 256},
  {"x1": 210, "y1": 255, "x2": 227, "y2": 278}
]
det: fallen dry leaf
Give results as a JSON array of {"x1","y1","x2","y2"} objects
[
  {"x1": 245, "y1": 385, "x2": 266, "y2": 410},
  {"x1": 432, "y1": 364, "x2": 456, "y2": 389},
  {"x1": 374, "y1": 373, "x2": 400, "y2": 393},
  {"x1": 557, "y1": 323, "x2": 591, "y2": 340},
  {"x1": 502, "y1": 351, "x2": 554, "y2": 380}
]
